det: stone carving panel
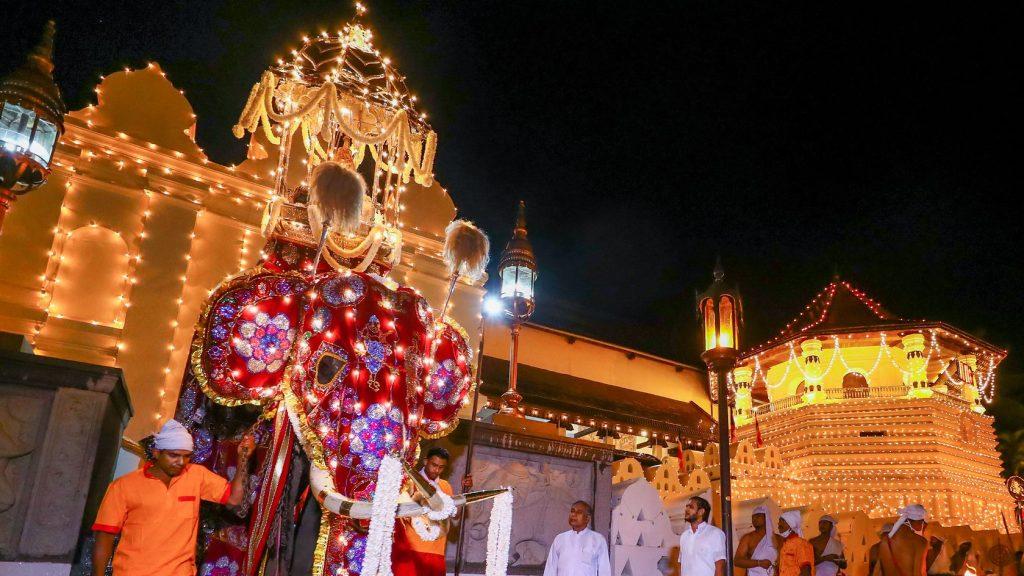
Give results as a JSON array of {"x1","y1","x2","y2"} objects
[
  {"x1": 0, "y1": 392, "x2": 48, "y2": 556},
  {"x1": 460, "y1": 445, "x2": 598, "y2": 574},
  {"x1": 19, "y1": 388, "x2": 106, "y2": 558}
]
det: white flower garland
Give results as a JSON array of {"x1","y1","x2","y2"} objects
[
  {"x1": 410, "y1": 516, "x2": 443, "y2": 542},
  {"x1": 426, "y1": 489, "x2": 457, "y2": 521},
  {"x1": 485, "y1": 490, "x2": 514, "y2": 576},
  {"x1": 360, "y1": 455, "x2": 403, "y2": 576},
  {"x1": 409, "y1": 489, "x2": 458, "y2": 541}
]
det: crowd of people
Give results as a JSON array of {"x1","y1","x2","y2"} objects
[
  {"x1": 540, "y1": 496, "x2": 1012, "y2": 576},
  {"x1": 92, "y1": 421, "x2": 1013, "y2": 576}
]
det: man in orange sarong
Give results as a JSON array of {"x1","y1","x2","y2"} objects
[{"x1": 91, "y1": 420, "x2": 254, "y2": 576}]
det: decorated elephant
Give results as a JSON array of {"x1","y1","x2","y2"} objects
[{"x1": 172, "y1": 158, "x2": 508, "y2": 576}]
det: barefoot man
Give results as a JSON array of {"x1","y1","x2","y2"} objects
[{"x1": 735, "y1": 505, "x2": 778, "y2": 576}]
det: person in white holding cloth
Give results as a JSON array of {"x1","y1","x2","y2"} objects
[
  {"x1": 735, "y1": 505, "x2": 779, "y2": 576},
  {"x1": 810, "y1": 515, "x2": 846, "y2": 576},
  {"x1": 679, "y1": 496, "x2": 728, "y2": 576},
  {"x1": 543, "y1": 501, "x2": 611, "y2": 576}
]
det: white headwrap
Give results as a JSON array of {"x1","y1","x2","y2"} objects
[
  {"x1": 820, "y1": 514, "x2": 838, "y2": 539},
  {"x1": 780, "y1": 510, "x2": 803, "y2": 537},
  {"x1": 888, "y1": 504, "x2": 927, "y2": 537},
  {"x1": 754, "y1": 505, "x2": 775, "y2": 534},
  {"x1": 153, "y1": 420, "x2": 194, "y2": 451}
]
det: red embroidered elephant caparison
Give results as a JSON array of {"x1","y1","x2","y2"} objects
[{"x1": 175, "y1": 236, "x2": 474, "y2": 576}]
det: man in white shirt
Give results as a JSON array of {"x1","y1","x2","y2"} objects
[
  {"x1": 543, "y1": 501, "x2": 612, "y2": 576},
  {"x1": 679, "y1": 496, "x2": 728, "y2": 576}
]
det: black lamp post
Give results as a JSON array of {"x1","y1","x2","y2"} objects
[
  {"x1": 0, "y1": 21, "x2": 66, "y2": 233},
  {"x1": 496, "y1": 201, "x2": 537, "y2": 415},
  {"x1": 697, "y1": 259, "x2": 743, "y2": 574}
]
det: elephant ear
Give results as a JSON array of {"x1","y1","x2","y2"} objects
[
  {"x1": 190, "y1": 271, "x2": 309, "y2": 406},
  {"x1": 419, "y1": 317, "x2": 475, "y2": 439}
]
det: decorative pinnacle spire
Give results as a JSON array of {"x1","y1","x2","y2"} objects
[
  {"x1": 0, "y1": 19, "x2": 66, "y2": 125},
  {"x1": 30, "y1": 20, "x2": 56, "y2": 74},
  {"x1": 498, "y1": 200, "x2": 536, "y2": 273},
  {"x1": 353, "y1": 2, "x2": 368, "y2": 20},
  {"x1": 713, "y1": 256, "x2": 725, "y2": 282}
]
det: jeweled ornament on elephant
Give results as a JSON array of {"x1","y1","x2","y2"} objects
[{"x1": 172, "y1": 12, "x2": 512, "y2": 576}]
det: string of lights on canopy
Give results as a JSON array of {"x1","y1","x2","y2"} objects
[{"x1": 233, "y1": 3, "x2": 438, "y2": 275}]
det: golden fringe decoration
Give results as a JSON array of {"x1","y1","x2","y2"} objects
[
  {"x1": 234, "y1": 71, "x2": 437, "y2": 186},
  {"x1": 311, "y1": 509, "x2": 332, "y2": 576},
  {"x1": 281, "y1": 369, "x2": 327, "y2": 468}
]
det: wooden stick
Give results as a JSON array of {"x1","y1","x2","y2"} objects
[{"x1": 454, "y1": 312, "x2": 487, "y2": 576}]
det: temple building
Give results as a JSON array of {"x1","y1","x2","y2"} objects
[{"x1": 731, "y1": 279, "x2": 1008, "y2": 530}]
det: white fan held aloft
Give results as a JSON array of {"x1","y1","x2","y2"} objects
[
  {"x1": 306, "y1": 161, "x2": 366, "y2": 274},
  {"x1": 438, "y1": 220, "x2": 490, "y2": 321}
]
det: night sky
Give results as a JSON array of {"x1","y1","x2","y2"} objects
[{"x1": 3, "y1": 2, "x2": 1021, "y2": 378}]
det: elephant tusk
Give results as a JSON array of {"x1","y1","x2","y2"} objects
[{"x1": 309, "y1": 462, "x2": 509, "y2": 519}]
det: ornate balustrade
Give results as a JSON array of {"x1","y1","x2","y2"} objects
[{"x1": 750, "y1": 384, "x2": 971, "y2": 417}]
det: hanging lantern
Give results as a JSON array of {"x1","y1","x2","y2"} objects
[{"x1": 0, "y1": 20, "x2": 66, "y2": 232}]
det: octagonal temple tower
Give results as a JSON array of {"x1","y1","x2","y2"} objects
[{"x1": 732, "y1": 278, "x2": 1009, "y2": 531}]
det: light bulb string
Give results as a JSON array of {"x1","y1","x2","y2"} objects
[{"x1": 749, "y1": 329, "x2": 996, "y2": 403}]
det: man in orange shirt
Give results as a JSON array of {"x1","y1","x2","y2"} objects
[
  {"x1": 778, "y1": 510, "x2": 815, "y2": 576},
  {"x1": 91, "y1": 420, "x2": 254, "y2": 576},
  {"x1": 393, "y1": 447, "x2": 457, "y2": 576}
]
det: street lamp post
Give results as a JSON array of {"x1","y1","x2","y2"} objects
[
  {"x1": 697, "y1": 260, "x2": 743, "y2": 576},
  {"x1": 497, "y1": 201, "x2": 537, "y2": 415},
  {"x1": 0, "y1": 21, "x2": 66, "y2": 233}
]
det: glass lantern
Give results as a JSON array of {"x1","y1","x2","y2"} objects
[
  {"x1": 697, "y1": 263, "x2": 742, "y2": 353},
  {"x1": 500, "y1": 264, "x2": 536, "y2": 301},
  {"x1": 0, "y1": 101, "x2": 59, "y2": 169}
]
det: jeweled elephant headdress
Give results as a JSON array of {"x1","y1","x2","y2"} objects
[{"x1": 172, "y1": 10, "x2": 511, "y2": 576}]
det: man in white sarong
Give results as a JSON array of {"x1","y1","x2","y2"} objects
[
  {"x1": 810, "y1": 515, "x2": 846, "y2": 576},
  {"x1": 736, "y1": 505, "x2": 779, "y2": 576}
]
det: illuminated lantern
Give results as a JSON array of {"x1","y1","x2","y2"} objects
[
  {"x1": 496, "y1": 200, "x2": 537, "y2": 414},
  {"x1": 695, "y1": 258, "x2": 743, "y2": 576},
  {"x1": 0, "y1": 21, "x2": 65, "y2": 232},
  {"x1": 697, "y1": 259, "x2": 742, "y2": 354},
  {"x1": 497, "y1": 200, "x2": 537, "y2": 311}
]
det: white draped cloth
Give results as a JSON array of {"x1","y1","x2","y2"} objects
[
  {"x1": 815, "y1": 539, "x2": 844, "y2": 576},
  {"x1": 750, "y1": 505, "x2": 778, "y2": 576},
  {"x1": 543, "y1": 528, "x2": 611, "y2": 576},
  {"x1": 816, "y1": 516, "x2": 844, "y2": 576}
]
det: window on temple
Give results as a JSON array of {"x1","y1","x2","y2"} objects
[
  {"x1": 49, "y1": 226, "x2": 130, "y2": 327},
  {"x1": 842, "y1": 371, "x2": 869, "y2": 390}
]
